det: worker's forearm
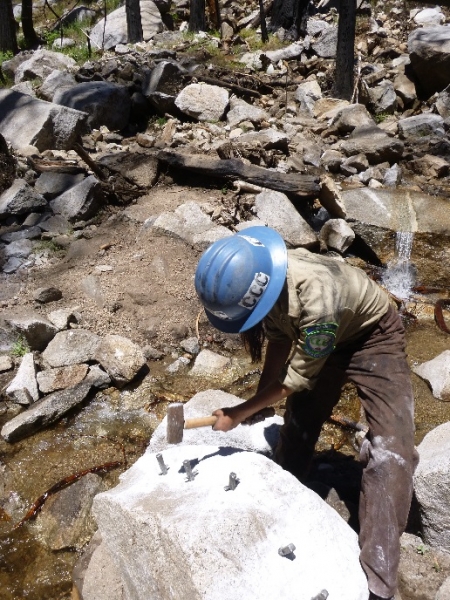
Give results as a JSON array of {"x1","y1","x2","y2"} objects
[
  {"x1": 226, "y1": 380, "x2": 292, "y2": 422},
  {"x1": 257, "y1": 339, "x2": 292, "y2": 392}
]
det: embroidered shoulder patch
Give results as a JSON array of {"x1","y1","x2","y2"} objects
[{"x1": 303, "y1": 322, "x2": 338, "y2": 358}]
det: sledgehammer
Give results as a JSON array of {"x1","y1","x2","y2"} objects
[{"x1": 166, "y1": 402, "x2": 217, "y2": 444}]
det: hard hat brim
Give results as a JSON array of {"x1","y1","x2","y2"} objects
[{"x1": 204, "y1": 226, "x2": 288, "y2": 333}]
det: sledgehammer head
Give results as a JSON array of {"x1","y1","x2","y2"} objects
[
  {"x1": 167, "y1": 402, "x2": 185, "y2": 444},
  {"x1": 166, "y1": 403, "x2": 218, "y2": 444}
]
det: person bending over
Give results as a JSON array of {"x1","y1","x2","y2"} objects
[{"x1": 194, "y1": 226, "x2": 417, "y2": 600}]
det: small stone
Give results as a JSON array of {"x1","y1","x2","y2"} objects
[
  {"x1": 33, "y1": 287, "x2": 63, "y2": 303},
  {"x1": 0, "y1": 355, "x2": 14, "y2": 372}
]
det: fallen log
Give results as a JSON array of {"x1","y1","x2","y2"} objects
[{"x1": 156, "y1": 151, "x2": 321, "y2": 198}]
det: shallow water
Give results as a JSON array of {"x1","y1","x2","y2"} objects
[{"x1": 0, "y1": 316, "x2": 449, "y2": 600}]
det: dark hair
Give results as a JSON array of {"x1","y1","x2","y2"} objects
[{"x1": 240, "y1": 321, "x2": 266, "y2": 363}]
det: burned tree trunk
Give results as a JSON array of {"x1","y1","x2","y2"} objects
[
  {"x1": 334, "y1": 0, "x2": 356, "y2": 100},
  {"x1": 156, "y1": 151, "x2": 321, "y2": 198},
  {"x1": 0, "y1": 0, "x2": 18, "y2": 54},
  {"x1": 270, "y1": 0, "x2": 309, "y2": 40},
  {"x1": 21, "y1": 0, "x2": 41, "y2": 48},
  {"x1": 126, "y1": 0, "x2": 144, "y2": 43},
  {"x1": 189, "y1": 0, "x2": 206, "y2": 32}
]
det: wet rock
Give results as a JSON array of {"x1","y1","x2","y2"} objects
[
  {"x1": 14, "y1": 50, "x2": 76, "y2": 84},
  {"x1": 91, "y1": 444, "x2": 368, "y2": 600},
  {"x1": 0, "y1": 90, "x2": 88, "y2": 152},
  {"x1": 189, "y1": 349, "x2": 231, "y2": 377},
  {"x1": 152, "y1": 201, "x2": 230, "y2": 249},
  {"x1": 54, "y1": 82, "x2": 131, "y2": 131},
  {"x1": 166, "y1": 356, "x2": 190, "y2": 373},
  {"x1": 341, "y1": 188, "x2": 450, "y2": 287},
  {"x1": 42, "y1": 329, "x2": 101, "y2": 367},
  {"x1": 414, "y1": 422, "x2": 450, "y2": 550},
  {"x1": 74, "y1": 533, "x2": 123, "y2": 600},
  {"x1": 5, "y1": 352, "x2": 39, "y2": 405},
  {"x1": 0, "y1": 381, "x2": 92, "y2": 442},
  {"x1": 50, "y1": 176, "x2": 102, "y2": 222},
  {"x1": 254, "y1": 190, "x2": 318, "y2": 248},
  {"x1": 319, "y1": 219, "x2": 355, "y2": 253},
  {"x1": 90, "y1": 0, "x2": 164, "y2": 50},
  {"x1": 95, "y1": 334, "x2": 146, "y2": 388},
  {"x1": 408, "y1": 26, "x2": 450, "y2": 98},
  {"x1": 37, "y1": 363, "x2": 89, "y2": 394},
  {"x1": 5, "y1": 313, "x2": 58, "y2": 351},
  {"x1": 412, "y1": 351, "x2": 450, "y2": 401},
  {"x1": 340, "y1": 125, "x2": 404, "y2": 164},
  {"x1": 397, "y1": 113, "x2": 445, "y2": 139},
  {"x1": 0, "y1": 179, "x2": 47, "y2": 218},
  {"x1": 33, "y1": 287, "x2": 63, "y2": 303},
  {"x1": 39, "y1": 473, "x2": 103, "y2": 551},
  {"x1": 175, "y1": 83, "x2": 229, "y2": 122}
]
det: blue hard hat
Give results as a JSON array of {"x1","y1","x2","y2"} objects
[{"x1": 195, "y1": 226, "x2": 287, "y2": 333}]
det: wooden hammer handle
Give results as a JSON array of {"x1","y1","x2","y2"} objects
[{"x1": 184, "y1": 416, "x2": 218, "y2": 429}]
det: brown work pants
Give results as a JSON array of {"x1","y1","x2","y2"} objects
[{"x1": 275, "y1": 305, "x2": 418, "y2": 599}]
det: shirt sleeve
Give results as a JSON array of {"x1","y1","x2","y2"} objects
[{"x1": 279, "y1": 318, "x2": 339, "y2": 392}]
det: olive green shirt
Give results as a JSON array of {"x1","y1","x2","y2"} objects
[{"x1": 264, "y1": 249, "x2": 390, "y2": 392}]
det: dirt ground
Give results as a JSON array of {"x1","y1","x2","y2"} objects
[{"x1": 1, "y1": 177, "x2": 231, "y2": 352}]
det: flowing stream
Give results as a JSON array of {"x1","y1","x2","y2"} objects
[{"x1": 381, "y1": 231, "x2": 416, "y2": 300}]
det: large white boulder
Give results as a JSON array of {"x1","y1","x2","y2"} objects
[
  {"x1": 90, "y1": 0, "x2": 164, "y2": 50},
  {"x1": 149, "y1": 389, "x2": 283, "y2": 455},
  {"x1": 412, "y1": 350, "x2": 450, "y2": 401},
  {"x1": 414, "y1": 422, "x2": 450, "y2": 550},
  {"x1": 91, "y1": 444, "x2": 369, "y2": 600}
]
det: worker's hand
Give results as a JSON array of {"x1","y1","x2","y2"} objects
[
  {"x1": 212, "y1": 408, "x2": 242, "y2": 432},
  {"x1": 242, "y1": 406, "x2": 275, "y2": 425}
]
